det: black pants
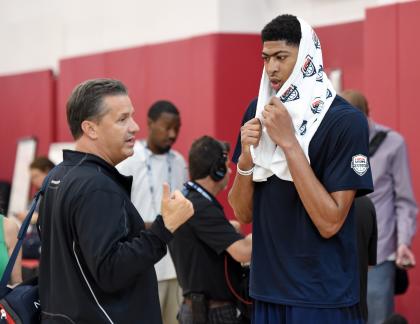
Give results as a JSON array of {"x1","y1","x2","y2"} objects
[{"x1": 178, "y1": 303, "x2": 240, "y2": 324}]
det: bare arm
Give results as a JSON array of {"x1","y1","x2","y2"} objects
[
  {"x1": 283, "y1": 142, "x2": 356, "y2": 238},
  {"x1": 228, "y1": 155, "x2": 254, "y2": 224},
  {"x1": 226, "y1": 233, "x2": 252, "y2": 263},
  {"x1": 263, "y1": 97, "x2": 355, "y2": 238},
  {"x1": 4, "y1": 217, "x2": 22, "y2": 284},
  {"x1": 228, "y1": 118, "x2": 262, "y2": 224}
]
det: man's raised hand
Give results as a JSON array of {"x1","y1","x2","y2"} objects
[{"x1": 160, "y1": 183, "x2": 194, "y2": 233}]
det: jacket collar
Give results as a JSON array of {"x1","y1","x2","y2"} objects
[{"x1": 62, "y1": 150, "x2": 133, "y2": 193}]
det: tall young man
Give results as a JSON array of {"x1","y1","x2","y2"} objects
[{"x1": 229, "y1": 15, "x2": 373, "y2": 323}]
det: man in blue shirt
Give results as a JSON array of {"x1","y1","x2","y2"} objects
[{"x1": 228, "y1": 14, "x2": 373, "y2": 323}]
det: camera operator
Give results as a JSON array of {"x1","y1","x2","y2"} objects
[{"x1": 169, "y1": 136, "x2": 252, "y2": 324}]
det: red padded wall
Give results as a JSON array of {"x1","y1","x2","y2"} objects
[
  {"x1": 364, "y1": 3, "x2": 420, "y2": 321},
  {"x1": 364, "y1": 5, "x2": 399, "y2": 129},
  {"x1": 57, "y1": 35, "x2": 220, "y2": 158},
  {"x1": 213, "y1": 33, "x2": 261, "y2": 229},
  {"x1": 0, "y1": 70, "x2": 55, "y2": 182},
  {"x1": 316, "y1": 21, "x2": 365, "y2": 91}
]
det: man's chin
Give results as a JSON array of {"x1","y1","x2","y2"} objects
[
  {"x1": 156, "y1": 146, "x2": 171, "y2": 154},
  {"x1": 119, "y1": 148, "x2": 135, "y2": 162}
]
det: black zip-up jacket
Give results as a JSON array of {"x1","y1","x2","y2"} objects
[{"x1": 39, "y1": 150, "x2": 173, "y2": 324}]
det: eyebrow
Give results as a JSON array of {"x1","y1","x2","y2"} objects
[
  {"x1": 262, "y1": 50, "x2": 290, "y2": 56},
  {"x1": 118, "y1": 111, "x2": 131, "y2": 119}
]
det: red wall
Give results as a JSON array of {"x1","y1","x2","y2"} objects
[
  {"x1": 364, "y1": 5, "x2": 399, "y2": 129},
  {"x1": 57, "y1": 35, "x2": 221, "y2": 158},
  {"x1": 364, "y1": 2, "x2": 420, "y2": 319},
  {"x1": 0, "y1": 70, "x2": 55, "y2": 182},
  {"x1": 213, "y1": 34, "x2": 262, "y2": 229},
  {"x1": 316, "y1": 21, "x2": 365, "y2": 91}
]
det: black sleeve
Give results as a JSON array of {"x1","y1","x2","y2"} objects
[
  {"x1": 232, "y1": 98, "x2": 258, "y2": 164},
  {"x1": 73, "y1": 189, "x2": 173, "y2": 293},
  {"x1": 368, "y1": 198, "x2": 378, "y2": 266},
  {"x1": 322, "y1": 110, "x2": 373, "y2": 196},
  {"x1": 190, "y1": 202, "x2": 243, "y2": 255}
]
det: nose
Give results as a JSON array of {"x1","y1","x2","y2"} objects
[
  {"x1": 266, "y1": 57, "x2": 279, "y2": 76},
  {"x1": 130, "y1": 118, "x2": 140, "y2": 133}
]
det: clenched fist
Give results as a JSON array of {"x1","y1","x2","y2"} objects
[
  {"x1": 238, "y1": 118, "x2": 262, "y2": 170},
  {"x1": 241, "y1": 118, "x2": 262, "y2": 154},
  {"x1": 261, "y1": 96, "x2": 296, "y2": 149},
  {"x1": 160, "y1": 183, "x2": 194, "y2": 233}
]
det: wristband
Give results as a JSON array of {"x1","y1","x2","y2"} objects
[{"x1": 237, "y1": 165, "x2": 254, "y2": 176}]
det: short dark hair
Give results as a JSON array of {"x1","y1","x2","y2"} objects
[
  {"x1": 30, "y1": 156, "x2": 55, "y2": 172},
  {"x1": 147, "y1": 100, "x2": 179, "y2": 121},
  {"x1": 261, "y1": 14, "x2": 301, "y2": 46},
  {"x1": 67, "y1": 78, "x2": 128, "y2": 139},
  {"x1": 189, "y1": 136, "x2": 230, "y2": 181}
]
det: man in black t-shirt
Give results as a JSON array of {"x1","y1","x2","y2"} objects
[{"x1": 169, "y1": 136, "x2": 252, "y2": 324}]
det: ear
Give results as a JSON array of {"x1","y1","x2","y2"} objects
[
  {"x1": 81, "y1": 120, "x2": 99, "y2": 140},
  {"x1": 147, "y1": 117, "x2": 154, "y2": 128}
]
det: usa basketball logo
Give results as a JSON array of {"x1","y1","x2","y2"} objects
[
  {"x1": 316, "y1": 65, "x2": 323, "y2": 82},
  {"x1": 326, "y1": 88, "x2": 332, "y2": 99},
  {"x1": 313, "y1": 31, "x2": 321, "y2": 49},
  {"x1": 351, "y1": 154, "x2": 369, "y2": 176},
  {"x1": 299, "y1": 120, "x2": 307, "y2": 135},
  {"x1": 311, "y1": 97, "x2": 324, "y2": 114},
  {"x1": 280, "y1": 84, "x2": 300, "y2": 102},
  {"x1": 301, "y1": 55, "x2": 316, "y2": 78}
]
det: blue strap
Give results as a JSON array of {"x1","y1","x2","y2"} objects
[
  {"x1": 0, "y1": 167, "x2": 56, "y2": 294},
  {"x1": 184, "y1": 181, "x2": 214, "y2": 203}
]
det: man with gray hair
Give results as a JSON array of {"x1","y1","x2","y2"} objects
[{"x1": 38, "y1": 78, "x2": 194, "y2": 323}]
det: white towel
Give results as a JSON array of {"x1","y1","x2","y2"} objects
[{"x1": 251, "y1": 17, "x2": 337, "y2": 182}]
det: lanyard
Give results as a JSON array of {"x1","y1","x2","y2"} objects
[
  {"x1": 143, "y1": 141, "x2": 173, "y2": 216},
  {"x1": 184, "y1": 181, "x2": 214, "y2": 203}
]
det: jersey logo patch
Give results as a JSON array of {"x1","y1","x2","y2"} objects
[{"x1": 351, "y1": 154, "x2": 369, "y2": 176}]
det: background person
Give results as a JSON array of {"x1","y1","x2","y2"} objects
[
  {"x1": 354, "y1": 196, "x2": 377, "y2": 322},
  {"x1": 0, "y1": 214, "x2": 22, "y2": 285},
  {"x1": 39, "y1": 78, "x2": 194, "y2": 323},
  {"x1": 341, "y1": 89, "x2": 418, "y2": 324},
  {"x1": 117, "y1": 100, "x2": 187, "y2": 324},
  {"x1": 170, "y1": 135, "x2": 252, "y2": 324}
]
